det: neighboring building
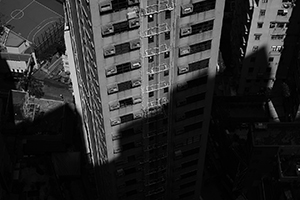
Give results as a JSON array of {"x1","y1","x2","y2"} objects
[
  {"x1": 65, "y1": 0, "x2": 225, "y2": 200},
  {"x1": 231, "y1": 0, "x2": 298, "y2": 95},
  {"x1": 277, "y1": 146, "x2": 300, "y2": 182}
]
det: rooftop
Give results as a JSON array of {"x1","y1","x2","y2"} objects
[
  {"x1": 5, "y1": 31, "x2": 25, "y2": 47},
  {"x1": 252, "y1": 123, "x2": 300, "y2": 147}
]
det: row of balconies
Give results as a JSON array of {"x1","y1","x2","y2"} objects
[
  {"x1": 103, "y1": 39, "x2": 140, "y2": 57},
  {"x1": 106, "y1": 60, "x2": 141, "y2": 77},
  {"x1": 109, "y1": 96, "x2": 142, "y2": 111},
  {"x1": 111, "y1": 110, "x2": 143, "y2": 127},
  {"x1": 107, "y1": 78, "x2": 142, "y2": 94},
  {"x1": 99, "y1": 0, "x2": 139, "y2": 14},
  {"x1": 101, "y1": 18, "x2": 140, "y2": 36}
]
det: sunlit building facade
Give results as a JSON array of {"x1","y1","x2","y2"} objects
[{"x1": 65, "y1": 0, "x2": 224, "y2": 199}]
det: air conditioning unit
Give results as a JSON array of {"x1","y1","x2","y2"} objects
[
  {"x1": 133, "y1": 96, "x2": 142, "y2": 104},
  {"x1": 99, "y1": 1, "x2": 112, "y2": 13},
  {"x1": 103, "y1": 46, "x2": 115, "y2": 57},
  {"x1": 134, "y1": 112, "x2": 143, "y2": 119},
  {"x1": 106, "y1": 66, "x2": 117, "y2": 76},
  {"x1": 176, "y1": 98, "x2": 187, "y2": 107},
  {"x1": 109, "y1": 101, "x2": 120, "y2": 111},
  {"x1": 175, "y1": 150, "x2": 182, "y2": 158},
  {"x1": 131, "y1": 60, "x2": 141, "y2": 69},
  {"x1": 101, "y1": 24, "x2": 114, "y2": 36},
  {"x1": 130, "y1": 39, "x2": 141, "y2": 50},
  {"x1": 177, "y1": 82, "x2": 188, "y2": 91},
  {"x1": 181, "y1": 4, "x2": 193, "y2": 15},
  {"x1": 178, "y1": 65, "x2": 189, "y2": 74},
  {"x1": 110, "y1": 118, "x2": 121, "y2": 126},
  {"x1": 129, "y1": 18, "x2": 140, "y2": 28},
  {"x1": 128, "y1": 0, "x2": 139, "y2": 5},
  {"x1": 175, "y1": 128, "x2": 184, "y2": 135},
  {"x1": 180, "y1": 26, "x2": 192, "y2": 36},
  {"x1": 116, "y1": 168, "x2": 124, "y2": 176},
  {"x1": 179, "y1": 46, "x2": 191, "y2": 56},
  {"x1": 114, "y1": 147, "x2": 122, "y2": 154},
  {"x1": 127, "y1": 10, "x2": 138, "y2": 19},
  {"x1": 107, "y1": 84, "x2": 118, "y2": 94},
  {"x1": 131, "y1": 78, "x2": 142, "y2": 87}
]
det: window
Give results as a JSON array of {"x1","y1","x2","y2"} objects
[
  {"x1": 269, "y1": 22, "x2": 275, "y2": 28},
  {"x1": 164, "y1": 70, "x2": 169, "y2": 76},
  {"x1": 266, "y1": 67, "x2": 272, "y2": 72},
  {"x1": 271, "y1": 34, "x2": 285, "y2": 40},
  {"x1": 125, "y1": 179, "x2": 137, "y2": 186},
  {"x1": 119, "y1": 98, "x2": 133, "y2": 108},
  {"x1": 277, "y1": 9, "x2": 288, "y2": 16},
  {"x1": 122, "y1": 142, "x2": 135, "y2": 151},
  {"x1": 182, "y1": 159, "x2": 198, "y2": 168},
  {"x1": 183, "y1": 121, "x2": 202, "y2": 132},
  {"x1": 181, "y1": 171, "x2": 197, "y2": 180},
  {"x1": 262, "y1": 0, "x2": 268, "y2": 2},
  {"x1": 179, "y1": 191, "x2": 195, "y2": 199},
  {"x1": 181, "y1": 0, "x2": 216, "y2": 17},
  {"x1": 277, "y1": 22, "x2": 285, "y2": 28},
  {"x1": 148, "y1": 56, "x2": 154, "y2": 63},
  {"x1": 165, "y1": 32, "x2": 170, "y2": 40},
  {"x1": 165, "y1": 10, "x2": 171, "y2": 19},
  {"x1": 148, "y1": 74, "x2": 154, "y2": 81},
  {"x1": 259, "y1": 9, "x2": 266, "y2": 16},
  {"x1": 126, "y1": 189, "x2": 137, "y2": 197},
  {"x1": 180, "y1": 20, "x2": 214, "y2": 38},
  {"x1": 149, "y1": 92, "x2": 154, "y2": 97},
  {"x1": 250, "y1": 57, "x2": 256, "y2": 62},
  {"x1": 148, "y1": 14, "x2": 154, "y2": 22},
  {"x1": 180, "y1": 181, "x2": 196, "y2": 189},
  {"x1": 164, "y1": 87, "x2": 168, "y2": 93},
  {"x1": 164, "y1": 51, "x2": 170, "y2": 58},
  {"x1": 254, "y1": 34, "x2": 262, "y2": 40},
  {"x1": 257, "y1": 22, "x2": 263, "y2": 28},
  {"x1": 120, "y1": 113, "x2": 134, "y2": 123},
  {"x1": 252, "y1": 46, "x2": 259, "y2": 52},
  {"x1": 148, "y1": 36, "x2": 154, "y2": 43},
  {"x1": 268, "y1": 57, "x2": 274, "y2": 62},
  {"x1": 248, "y1": 67, "x2": 254, "y2": 73}
]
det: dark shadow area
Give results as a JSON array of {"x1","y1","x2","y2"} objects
[
  {"x1": 0, "y1": 56, "x2": 90, "y2": 199},
  {"x1": 274, "y1": 1, "x2": 300, "y2": 122}
]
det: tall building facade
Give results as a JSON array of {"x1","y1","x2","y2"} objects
[
  {"x1": 65, "y1": 0, "x2": 224, "y2": 199},
  {"x1": 231, "y1": 0, "x2": 298, "y2": 95}
]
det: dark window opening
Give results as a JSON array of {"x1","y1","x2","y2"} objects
[
  {"x1": 164, "y1": 70, "x2": 169, "y2": 76},
  {"x1": 122, "y1": 142, "x2": 135, "y2": 151},
  {"x1": 148, "y1": 36, "x2": 154, "y2": 43},
  {"x1": 119, "y1": 98, "x2": 133, "y2": 108},
  {"x1": 164, "y1": 87, "x2": 169, "y2": 93},
  {"x1": 165, "y1": 10, "x2": 171, "y2": 19},
  {"x1": 120, "y1": 113, "x2": 134, "y2": 123},
  {"x1": 149, "y1": 92, "x2": 154, "y2": 97},
  {"x1": 181, "y1": 170, "x2": 197, "y2": 179},
  {"x1": 165, "y1": 32, "x2": 170, "y2": 40},
  {"x1": 148, "y1": 14, "x2": 154, "y2": 22},
  {"x1": 180, "y1": 181, "x2": 196, "y2": 189},
  {"x1": 184, "y1": 122, "x2": 203, "y2": 132}
]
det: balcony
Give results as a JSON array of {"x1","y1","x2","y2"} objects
[
  {"x1": 148, "y1": 63, "x2": 169, "y2": 74},
  {"x1": 142, "y1": 24, "x2": 170, "y2": 37},
  {"x1": 145, "y1": 81, "x2": 170, "y2": 92},
  {"x1": 144, "y1": 44, "x2": 169, "y2": 57},
  {"x1": 141, "y1": 2, "x2": 174, "y2": 16}
]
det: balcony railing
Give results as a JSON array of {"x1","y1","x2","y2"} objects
[
  {"x1": 140, "y1": 1, "x2": 174, "y2": 16},
  {"x1": 141, "y1": 23, "x2": 169, "y2": 37}
]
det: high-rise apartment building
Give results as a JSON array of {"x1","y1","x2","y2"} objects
[
  {"x1": 231, "y1": 0, "x2": 298, "y2": 95},
  {"x1": 65, "y1": 0, "x2": 224, "y2": 199}
]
